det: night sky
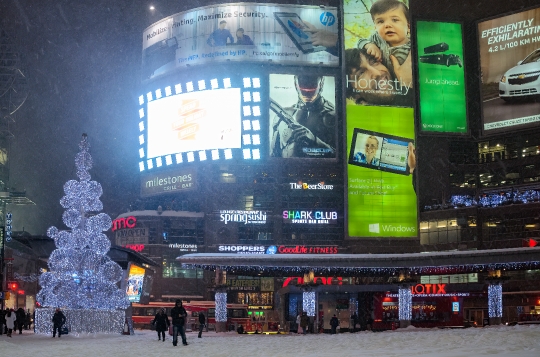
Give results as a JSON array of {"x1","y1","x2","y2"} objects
[{"x1": 0, "y1": 0, "x2": 196, "y2": 234}]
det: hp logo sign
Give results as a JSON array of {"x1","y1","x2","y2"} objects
[{"x1": 320, "y1": 12, "x2": 335, "y2": 27}]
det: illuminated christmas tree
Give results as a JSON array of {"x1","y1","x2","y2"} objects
[{"x1": 35, "y1": 134, "x2": 128, "y2": 334}]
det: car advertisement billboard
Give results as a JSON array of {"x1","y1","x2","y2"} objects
[
  {"x1": 344, "y1": 0, "x2": 417, "y2": 238},
  {"x1": 142, "y1": 3, "x2": 339, "y2": 80},
  {"x1": 269, "y1": 73, "x2": 336, "y2": 158},
  {"x1": 416, "y1": 21, "x2": 467, "y2": 134},
  {"x1": 478, "y1": 6, "x2": 540, "y2": 134}
]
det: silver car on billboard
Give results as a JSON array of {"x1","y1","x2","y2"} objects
[{"x1": 499, "y1": 48, "x2": 540, "y2": 102}]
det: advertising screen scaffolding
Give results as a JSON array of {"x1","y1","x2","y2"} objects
[
  {"x1": 344, "y1": 0, "x2": 417, "y2": 238},
  {"x1": 478, "y1": 6, "x2": 540, "y2": 134}
]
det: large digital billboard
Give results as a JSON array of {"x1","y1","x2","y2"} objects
[
  {"x1": 142, "y1": 3, "x2": 339, "y2": 80},
  {"x1": 416, "y1": 21, "x2": 467, "y2": 134},
  {"x1": 269, "y1": 74, "x2": 336, "y2": 158},
  {"x1": 138, "y1": 73, "x2": 264, "y2": 171},
  {"x1": 344, "y1": 0, "x2": 417, "y2": 238},
  {"x1": 478, "y1": 6, "x2": 540, "y2": 134}
]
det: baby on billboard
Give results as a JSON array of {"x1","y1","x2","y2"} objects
[{"x1": 345, "y1": 0, "x2": 413, "y2": 107}]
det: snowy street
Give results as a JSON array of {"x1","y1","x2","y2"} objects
[{"x1": 1, "y1": 325, "x2": 539, "y2": 357}]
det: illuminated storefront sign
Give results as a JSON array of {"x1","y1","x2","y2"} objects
[
  {"x1": 123, "y1": 244, "x2": 145, "y2": 253},
  {"x1": 169, "y1": 243, "x2": 198, "y2": 252},
  {"x1": 219, "y1": 210, "x2": 267, "y2": 224},
  {"x1": 140, "y1": 169, "x2": 196, "y2": 197},
  {"x1": 386, "y1": 284, "x2": 470, "y2": 297},
  {"x1": 289, "y1": 181, "x2": 334, "y2": 190},
  {"x1": 282, "y1": 210, "x2": 337, "y2": 224},
  {"x1": 218, "y1": 245, "x2": 266, "y2": 254},
  {"x1": 226, "y1": 278, "x2": 260, "y2": 291},
  {"x1": 275, "y1": 245, "x2": 338, "y2": 254},
  {"x1": 282, "y1": 276, "x2": 344, "y2": 287},
  {"x1": 112, "y1": 216, "x2": 137, "y2": 231}
]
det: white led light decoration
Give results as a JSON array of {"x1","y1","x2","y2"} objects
[
  {"x1": 211, "y1": 150, "x2": 219, "y2": 160},
  {"x1": 36, "y1": 308, "x2": 125, "y2": 335},
  {"x1": 252, "y1": 134, "x2": 260, "y2": 145},
  {"x1": 146, "y1": 92, "x2": 153, "y2": 102},
  {"x1": 155, "y1": 88, "x2": 162, "y2": 99},
  {"x1": 243, "y1": 148, "x2": 251, "y2": 159},
  {"x1": 243, "y1": 92, "x2": 252, "y2": 102},
  {"x1": 175, "y1": 153, "x2": 183, "y2": 164},
  {"x1": 252, "y1": 78, "x2": 261, "y2": 88},
  {"x1": 242, "y1": 120, "x2": 251, "y2": 131},
  {"x1": 187, "y1": 152, "x2": 194, "y2": 162},
  {"x1": 398, "y1": 287, "x2": 412, "y2": 321},
  {"x1": 165, "y1": 86, "x2": 172, "y2": 96},
  {"x1": 243, "y1": 106, "x2": 251, "y2": 116},
  {"x1": 488, "y1": 283, "x2": 503, "y2": 318},
  {"x1": 186, "y1": 81, "x2": 194, "y2": 92},
  {"x1": 211, "y1": 78, "x2": 218, "y2": 89},
  {"x1": 223, "y1": 78, "x2": 231, "y2": 88},
  {"x1": 138, "y1": 95, "x2": 144, "y2": 105},
  {"x1": 139, "y1": 135, "x2": 145, "y2": 145},
  {"x1": 253, "y1": 92, "x2": 261, "y2": 102},
  {"x1": 252, "y1": 106, "x2": 261, "y2": 116},
  {"x1": 139, "y1": 148, "x2": 145, "y2": 158},
  {"x1": 139, "y1": 108, "x2": 145, "y2": 119},
  {"x1": 224, "y1": 149, "x2": 232, "y2": 160},
  {"x1": 242, "y1": 134, "x2": 251, "y2": 145},
  {"x1": 198, "y1": 80, "x2": 206, "y2": 90},
  {"x1": 156, "y1": 157, "x2": 163, "y2": 167},
  {"x1": 243, "y1": 77, "x2": 252, "y2": 88},
  {"x1": 147, "y1": 159, "x2": 154, "y2": 169},
  {"x1": 35, "y1": 135, "x2": 129, "y2": 335},
  {"x1": 139, "y1": 162, "x2": 145, "y2": 171},
  {"x1": 199, "y1": 151, "x2": 207, "y2": 161},
  {"x1": 215, "y1": 292, "x2": 228, "y2": 322},
  {"x1": 303, "y1": 291, "x2": 316, "y2": 317},
  {"x1": 175, "y1": 83, "x2": 182, "y2": 94},
  {"x1": 252, "y1": 120, "x2": 260, "y2": 131},
  {"x1": 165, "y1": 155, "x2": 172, "y2": 165},
  {"x1": 139, "y1": 121, "x2": 145, "y2": 132}
]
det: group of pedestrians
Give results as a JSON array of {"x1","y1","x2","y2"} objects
[
  {"x1": 0, "y1": 308, "x2": 32, "y2": 337},
  {"x1": 151, "y1": 299, "x2": 206, "y2": 347}
]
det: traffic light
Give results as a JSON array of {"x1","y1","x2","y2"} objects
[{"x1": 7, "y1": 281, "x2": 18, "y2": 291}]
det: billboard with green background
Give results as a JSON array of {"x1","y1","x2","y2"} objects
[
  {"x1": 344, "y1": 0, "x2": 417, "y2": 238},
  {"x1": 416, "y1": 21, "x2": 467, "y2": 134},
  {"x1": 346, "y1": 106, "x2": 417, "y2": 237}
]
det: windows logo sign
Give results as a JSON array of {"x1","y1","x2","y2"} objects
[{"x1": 368, "y1": 223, "x2": 380, "y2": 234}]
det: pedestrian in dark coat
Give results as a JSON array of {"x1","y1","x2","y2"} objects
[
  {"x1": 152, "y1": 308, "x2": 170, "y2": 341},
  {"x1": 52, "y1": 308, "x2": 66, "y2": 338},
  {"x1": 170, "y1": 300, "x2": 188, "y2": 346},
  {"x1": 16, "y1": 308, "x2": 25, "y2": 334},
  {"x1": 330, "y1": 314, "x2": 339, "y2": 334},
  {"x1": 198, "y1": 312, "x2": 206, "y2": 338}
]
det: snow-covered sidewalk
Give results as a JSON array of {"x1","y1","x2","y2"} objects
[{"x1": 1, "y1": 324, "x2": 539, "y2": 357}]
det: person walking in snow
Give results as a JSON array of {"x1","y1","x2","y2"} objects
[
  {"x1": 5, "y1": 309, "x2": 16, "y2": 337},
  {"x1": 152, "y1": 308, "x2": 170, "y2": 341},
  {"x1": 52, "y1": 308, "x2": 66, "y2": 338}
]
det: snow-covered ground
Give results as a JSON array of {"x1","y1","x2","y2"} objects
[{"x1": 1, "y1": 325, "x2": 539, "y2": 357}]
